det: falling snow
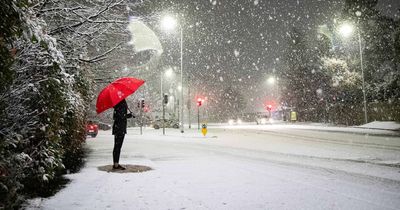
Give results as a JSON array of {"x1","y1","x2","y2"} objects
[{"x1": 2, "y1": 1, "x2": 400, "y2": 208}]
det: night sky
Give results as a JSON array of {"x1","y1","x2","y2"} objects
[{"x1": 127, "y1": 0, "x2": 400, "y2": 116}]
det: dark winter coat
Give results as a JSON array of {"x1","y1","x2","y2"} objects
[{"x1": 112, "y1": 99, "x2": 133, "y2": 135}]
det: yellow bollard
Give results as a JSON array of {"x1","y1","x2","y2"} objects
[{"x1": 201, "y1": 124, "x2": 207, "y2": 136}]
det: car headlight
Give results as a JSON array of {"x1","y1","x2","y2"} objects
[
  {"x1": 228, "y1": 119, "x2": 234, "y2": 125},
  {"x1": 260, "y1": 118, "x2": 267, "y2": 124}
]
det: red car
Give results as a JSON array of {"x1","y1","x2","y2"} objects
[{"x1": 86, "y1": 121, "x2": 98, "y2": 137}]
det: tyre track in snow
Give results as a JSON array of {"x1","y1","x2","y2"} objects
[{"x1": 253, "y1": 129, "x2": 400, "y2": 152}]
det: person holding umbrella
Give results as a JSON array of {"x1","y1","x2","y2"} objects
[
  {"x1": 112, "y1": 99, "x2": 134, "y2": 170},
  {"x1": 96, "y1": 77, "x2": 145, "y2": 170}
]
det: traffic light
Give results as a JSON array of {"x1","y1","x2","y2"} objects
[
  {"x1": 141, "y1": 99, "x2": 145, "y2": 108},
  {"x1": 197, "y1": 98, "x2": 202, "y2": 107},
  {"x1": 266, "y1": 104, "x2": 272, "y2": 111},
  {"x1": 163, "y1": 94, "x2": 168, "y2": 104}
]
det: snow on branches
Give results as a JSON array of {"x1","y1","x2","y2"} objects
[{"x1": 321, "y1": 57, "x2": 360, "y2": 88}]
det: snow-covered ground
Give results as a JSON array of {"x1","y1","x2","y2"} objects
[
  {"x1": 356, "y1": 121, "x2": 400, "y2": 131},
  {"x1": 26, "y1": 123, "x2": 400, "y2": 210},
  {"x1": 211, "y1": 120, "x2": 400, "y2": 134}
]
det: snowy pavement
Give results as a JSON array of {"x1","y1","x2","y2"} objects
[{"x1": 27, "y1": 124, "x2": 400, "y2": 210}]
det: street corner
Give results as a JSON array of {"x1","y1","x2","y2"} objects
[{"x1": 98, "y1": 164, "x2": 153, "y2": 173}]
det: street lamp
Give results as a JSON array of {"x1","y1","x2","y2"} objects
[
  {"x1": 267, "y1": 76, "x2": 275, "y2": 85},
  {"x1": 338, "y1": 23, "x2": 354, "y2": 38},
  {"x1": 338, "y1": 22, "x2": 368, "y2": 124},
  {"x1": 161, "y1": 14, "x2": 184, "y2": 133},
  {"x1": 161, "y1": 15, "x2": 177, "y2": 31}
]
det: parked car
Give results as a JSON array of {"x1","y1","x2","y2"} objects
[
  {"x1": 152, "y1": 119, "x2": 179, "y2": 129},
  {"x1": 255, "y1": 116, "x2": 269, "y2": 125},
  {"x1": 86, "y1": 121, "x2": 99, "y2": 137},
  {"x1": 228, "y1": 118, "x2": 243, "y2": 125}
]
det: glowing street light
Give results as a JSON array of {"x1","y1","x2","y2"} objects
[
  {"x1": 338, "y1": 22, "x2": 354, "y2": 38},
  {"x1": 161, "y1": 15, "x2": 177, "y2": 31},
  {"x1": 267, "y1": 76, "x2": 275, "y2": 85}
]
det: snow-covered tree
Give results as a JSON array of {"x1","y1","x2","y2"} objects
[
  {"x1": 340, "y1": 0, "x2": 400, "y2": 122},
  {"x1": 279, "y1": 27, "x2": 329, "y2": 122},
  {"x1": 321, "y1": 57, "x2": 360, "y2": 88},
  {"x1": 0, "y1": 0, "x2": 70, "y2": 207},
  {"x1": 1, "y1": 0, "x2": 156, "y2": 206}
]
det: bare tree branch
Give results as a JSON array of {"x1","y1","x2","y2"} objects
[
  {"x1": 39, "y1": 6, "x2": 85, "y2": 14},
  {"x1": 78, "y1": 42, "x2": 123, "y2": 63},
  {"x1": 49, "y1": 0, "x2": 124, "y2": 35}
]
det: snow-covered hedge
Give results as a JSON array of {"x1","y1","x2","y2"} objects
[{"x1": 0, "y1": 1, "x2": 89, "y2": 208}]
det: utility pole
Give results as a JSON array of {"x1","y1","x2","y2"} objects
[
  {"x1": 358, "y1": 29, "x2": 368, "y2": 124},
  {"x1": 179, "y1": 27, "x2": 184, "y2": 133}
]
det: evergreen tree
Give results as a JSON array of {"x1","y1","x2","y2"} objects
[
  {"x1": 279, "y1": 28, "x2": 329, "y2": 122},
  {"x1": 341, "y1": 0, "x2": 400, "y2": 121}
]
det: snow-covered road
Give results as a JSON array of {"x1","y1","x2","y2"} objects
[{"x1": 27, "y1": 125, "x2": 400, "y2": 210}]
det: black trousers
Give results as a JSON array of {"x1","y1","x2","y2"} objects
[{"x1": 113, "y1": 134, "x2": 125, "y2": 163}]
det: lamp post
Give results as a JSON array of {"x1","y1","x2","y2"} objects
[
  {"x1": 161, "y1": 15, "x2": 184, "y2": 133},
  {"x1": 160, "y1": 69, "x2": 172, "y2": 135},
  {"x1": 338, "y1": 22, "x2": 368, "y2": 124}
]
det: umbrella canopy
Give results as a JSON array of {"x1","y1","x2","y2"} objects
[{"x1": 96, "y1": 77, "x2": 145, "y2": 114}]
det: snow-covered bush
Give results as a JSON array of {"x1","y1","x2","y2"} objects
[{"x1": 0, "y1": 0, "x2": 89, "y2": 208}]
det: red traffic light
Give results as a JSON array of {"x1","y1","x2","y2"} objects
[
  {"x1": 266, "y1": 104, "x2": 272, "y2": 111},
  {"x1": 197, "y1": 98, "x2": 202, "y2": 107}
]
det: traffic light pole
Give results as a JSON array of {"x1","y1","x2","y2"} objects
[
  {"x1": 196, "y1": 98, "x2": 203, "y2": 130},
  {"x1": 140, "y1": 102, "x2": 143, "y2": 135},
  {"x1": 197, "y1": 105, "x2": 200, "y2": 130}
]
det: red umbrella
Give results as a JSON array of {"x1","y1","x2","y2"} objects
[{"x1": 96, "y1": 77, "x2": 145, "y2": 114}]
